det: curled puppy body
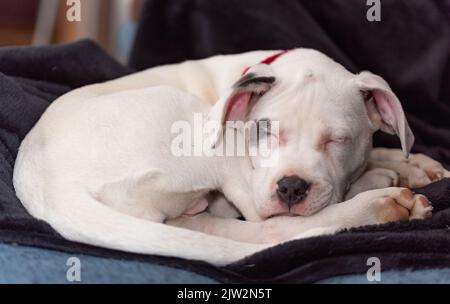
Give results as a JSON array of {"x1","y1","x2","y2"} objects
[{"x1": 14, "y1": 50, "x2": 433, "y2": 265}]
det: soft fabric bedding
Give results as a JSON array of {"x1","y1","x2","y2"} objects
[
  {"x1": 0, "y1": 0, "x2": 450, "y2": 283},
  {"x1": 0, "y1": 244, "x2": 216, "y2": 284},
  {"x1": 1, "y1": 243, "x2": 449, "y2": 284}
]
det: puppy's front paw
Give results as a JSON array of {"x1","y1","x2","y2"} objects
[
  {"x1": 407, "y1": 153, "x2": 449, "y2": 182},
  {"x1": 372, "y1": 188, "x2": 432, "y2": 223},
  {"x1": 345, "y1": 168, "x2": 399, "y2": 200},
  {"x1": 367, "y1": 168, "x2": 400, "y2": 187},
  {"x1": 369, "y1": 148, "x2": 449, "y2": 188}
]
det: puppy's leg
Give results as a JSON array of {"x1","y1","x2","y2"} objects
[
  {"x1": 206, "y1": 191, "x2": 242, "y2": 219},
  {"x1": 96, "y1": 170, "x2": 165, "y2": 222},
  {"x1": 345, "y1": 168, "x2": 399, "y2": 200},
  {"x1": 43, "y1": 186, "x2": 267, "y2": 265},
  {"x1": 167, "y1": 213, "x2": 268, "y2": 243},
  {"x1": 167, "y1": 213, "x2": 341, "y2": 244},
  {"x1": 369, "y1": 148, "x2": 450, "y2": 187},
  {"x1": 97, "y1": 169, "x2": 209, "y2": 222},
  {"x1": 168, "y1": 187, "x2": 432, "y2": 244},
  {"x1": 286, "y1": 187, "x2": 432, "y2": 242}
]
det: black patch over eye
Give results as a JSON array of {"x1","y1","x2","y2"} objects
[{"x1": 233, "y1": 73, "x2": 276, "y2": 89}]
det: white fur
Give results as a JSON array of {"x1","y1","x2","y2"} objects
[{"x1": 13, "y1": 49, "x2": 441, "y2": 265}]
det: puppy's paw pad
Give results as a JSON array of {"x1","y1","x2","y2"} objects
[
  {"x1": 399, "y1": 188, "x2": 414, "y2": 203},
  {"x1": 425, "y1": 169, "x2": 444, "y2": 182},
  {"x1": 404, "y1": 170, "x2": 431, "y2": 188},
  {"x1": 374, "y1": 189, "x2": 432, "y2": 223},
  {"x1": 410, "y1": 154, "x2": 445, "y2": 182},
  {"x1": 410, "y1": 194, "x2": 433, "y2": 219},
  {"x1": 375, "y1": 196, "x2": 410, "y2": 223}
]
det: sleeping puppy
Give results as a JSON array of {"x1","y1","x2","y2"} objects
[{"x1": 13, "y1": 49, "x2": 447, "y2": 265}]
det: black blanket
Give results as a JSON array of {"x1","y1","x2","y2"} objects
[{"x1": 1, "y1": 0, "x2": 450, "y2": 283}]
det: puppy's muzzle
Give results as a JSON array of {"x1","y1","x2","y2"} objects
[{"x1": 276, "y1": 176, "x2": 310, "y2": 207}]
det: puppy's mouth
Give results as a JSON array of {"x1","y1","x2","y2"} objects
[
  {"x1": 266, "y1": 207, "x2": 320, "y2": 218},
  {"x1": 264, "y1": 185, "x2": 334, "y2": 218},
  {"x1": 266, "y1": 212, "x2": 300, "y2": 219}
]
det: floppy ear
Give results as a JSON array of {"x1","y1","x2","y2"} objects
[
  {"x1": 207, "y1": 64, "x2": 276, "y2": 147},
  {"x1": 355, "y1": 71, "x2": 414, "y2": 158}
]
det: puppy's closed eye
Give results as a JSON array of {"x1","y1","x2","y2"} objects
[
  {"x1": 326, "y1": 136, "x2": 350, "y2": 145},
  {"x1": 318, "y1": 131, "x2": 351, "y2": 151}
]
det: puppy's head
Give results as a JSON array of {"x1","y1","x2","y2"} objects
[{"x1": 211, "y1": 49, "x2": 414, "y2": 219}]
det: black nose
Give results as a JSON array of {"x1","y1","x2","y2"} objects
[{"x1": 276, "y1": 176, "x2": 310, "y2": 206}]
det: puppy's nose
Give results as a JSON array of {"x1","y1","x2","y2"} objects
[{"x1": 276, "y1": 176, "x2": 310, "y2": 206}]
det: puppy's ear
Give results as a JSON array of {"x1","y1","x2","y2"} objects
[
  {"x1": 207, "y1": 64, "x2": 276, "y2": 147},
  {"x1": 355, "y1": 71, "x2": 414, "y2": 158}
]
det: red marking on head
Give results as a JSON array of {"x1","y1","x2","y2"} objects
[{"x1": 242, "y1": 50, "x2": 291, "y2": 75}]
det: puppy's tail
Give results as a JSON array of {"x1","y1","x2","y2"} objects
[{"x1": 38, "y1": 187, "x2": 266, "y2": 266}]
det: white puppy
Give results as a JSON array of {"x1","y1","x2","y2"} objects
[{"x1": 13, "y1": 49, "x2": 445, "y2": 265}]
